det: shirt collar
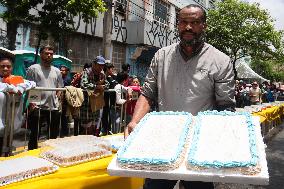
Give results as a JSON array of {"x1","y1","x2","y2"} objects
[{"x1": 178, "y1": 42, "x2": 205, "y2": 61}]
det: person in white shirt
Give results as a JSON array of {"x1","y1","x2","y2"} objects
[
  {"x1": 26, "y1": 45, "x2": 64, "y2": 150},
  {"x1": 113, "y1": 72, "x2": 132, "y2": 133},
  {"x1": 249, "y1": 81, "x2": 261, "y2": 105}
]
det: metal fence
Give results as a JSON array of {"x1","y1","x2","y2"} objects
[{"x1": 0, "y1": 87, "x2": 131, "y2": 157}]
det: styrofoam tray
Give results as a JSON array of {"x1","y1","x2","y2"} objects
[{"x1": 107, "y1": 117, "x2": 269, "y2": 185}]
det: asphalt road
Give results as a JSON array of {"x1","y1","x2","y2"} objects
[{"x1": 264, "y1": 125, "x2": 284, "y2": 189}]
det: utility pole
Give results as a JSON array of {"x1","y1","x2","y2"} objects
[{"x1": 102, "y1": 0, "x2": 113, "y2": 60}]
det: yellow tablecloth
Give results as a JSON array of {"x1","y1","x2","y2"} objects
[
  {"x1": 252, "y1": 105, "x2": 283, "y2": 124},
  {"x1": 0, "y1": 149, "x2": 144, "y2": 189}
]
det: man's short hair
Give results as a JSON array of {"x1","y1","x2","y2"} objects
[
  {"x1": 116, "y1": 71, "x2": 128, "y2": 83},
  {"x1": 121, "y1": 63, "x2": 130, "y2": 72},
  {"x1": 40, "y1": 45, "x2": 54, "y2": 54},
  {"x1": 60, "y1": 65, "x2": 69, "y2": 71},
  {"x1": 105, "y1": 63, "x2": 114, "y2": 69},
  {"x1": 0, "y1": 57, "x2": 13, "y2": 63},
  {"x1": 182, "y1": 4, "x2": 207, "y2": 23}
]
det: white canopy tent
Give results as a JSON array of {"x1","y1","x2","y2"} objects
[{"x1": 236, "y1": 59, "x2": 269, "y2": 83}]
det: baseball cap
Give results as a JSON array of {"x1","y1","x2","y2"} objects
[{"x1": 94, "y1": 55, "x2": 105, "y2": 65}]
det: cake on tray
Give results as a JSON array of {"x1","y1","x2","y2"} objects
[
  {"x1": 187, "y1": 110, "x2": 260, "y2": 175},
  {"x1": 42, "y1": 135, "x2": 111, "y2": 151},
  {"x1": 117, "y1": 111, "x2": 193, "y2": 171},
  {"x1": 104, "y1": 135, "x2": 125, "y2": 152},
  {"x1": 40, "y1": 135, "x2": 112, "y2": 167},
  {"x1": 41, "y1": 146, "x2": 112, "y2": 167},
  {"x1": 0, "y1": 156, "x2": 58, "y2": 186}
]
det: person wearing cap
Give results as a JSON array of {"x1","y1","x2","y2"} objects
[
  {"x1": 249, "y1": 81, "x2": 261, "y2": 105},
  {"x1": 80, "y1": 56, "x2": 109, "y2": 135}
]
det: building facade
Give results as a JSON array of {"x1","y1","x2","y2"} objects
[{"x1": 0, "y1": 0, "x2": 219, "y2": 79}]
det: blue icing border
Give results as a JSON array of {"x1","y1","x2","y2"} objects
[
  {"x1": 187, "y1": 110, "x2": 259, "y2": 168},
  {"x1": 117, "y1": 111, "x2": 192, "y2": 165}
]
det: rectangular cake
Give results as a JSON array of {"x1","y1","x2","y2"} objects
[
  {"x1": 41, "y1": 146, "x2": 112, "y2": 167},
  {"x1": 117, "y1": 111, "x2": 193, "y2": 171},
  {"x1": 40, "y1": 135, "x2": 112, "y2": 167},
  {"x1": 0, "y1": 156, "x2": 58, "y2": 186},
  {"x1": 187, "y1": 111, "x2": 260, "y2": 174},
  {"x1": 104, "y1": 135, "x2": 125, "y2": 152},
  {"x1": 42, "y1": 135, "x2": 111, "y2": 151}
]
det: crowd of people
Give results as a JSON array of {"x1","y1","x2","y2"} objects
[
  {"x1": 0, "y1": 45, "x2": 141, "y2": 152},
  {"x1": 1, "y1": 3, "x2": 282, "y2": 188},
  {"x1": 235, "y1": 80, "x2": 282, "y2": 108}
]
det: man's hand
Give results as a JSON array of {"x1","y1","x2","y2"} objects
[{"x1": 124, "y1": 121, "x2": 137, "y2": 139}]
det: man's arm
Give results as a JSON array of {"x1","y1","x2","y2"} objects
[
  {"x1": 214, "y1": 56, "x2": 236, "y2": 111},
  {"x1": 124, "y1": 51, "x2": 159, "y2": 138},
  {"x1": 124, "y1": 95, "x2": 152, "y2": 138}
]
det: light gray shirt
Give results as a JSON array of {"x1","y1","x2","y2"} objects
[
  {"x1": 141, "y1": 42, "x2": 235, "y2": 115},
  {"x1": 26, "y1": 64, "x2": 64, "y2": 110}
]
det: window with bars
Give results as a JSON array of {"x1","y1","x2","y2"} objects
[
  {"x1": 112, "y1": 42, "x2": 126, "y2": 70},
  {"x1": 115, "y1": 0, "x2": 127, "y2": 15},
  {"x1": 154, "y1": 0, "x2": 169, "y2": 25}
]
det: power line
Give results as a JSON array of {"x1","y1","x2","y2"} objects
[{"x1": 116, "y1": 0, "x2": 180, "y2": 26}]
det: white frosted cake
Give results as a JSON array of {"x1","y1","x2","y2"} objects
[
  {"x1": 41, "y1": 146, "x2": 112, "y2": 167},
  {"x1": 104, "y1": 135, "x2": 125, "y2": 152},
  {"x1": 0, "y1": 156, "x2": 58, "y2": 186},
  {"x1": 187, "y1": 111, "x2": 260, "y2": 174},
  {"x1": 42, "y1": 135, "x2": 111, "y2": 151},
  {"x1": 117, "y1": 111, "x2": 193, "y2": 171},
  {"x1": 41, "y1": 135, "x2": 112, "y2": 167}
]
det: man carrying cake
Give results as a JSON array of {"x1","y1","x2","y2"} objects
[{"x1": 124, "y1": 4, "x2": 235, "y2": 189}]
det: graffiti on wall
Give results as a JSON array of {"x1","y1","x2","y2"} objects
[
  {"x1": 68, "y1": 13, "x2": 127, "y2": 43},
  {"x1": 146, "y1": 20, "x2": 179, "y2": 48},
  {"x1": 113, "y1": 14, "x2": 127, "y2": 43},
  {"x1": 68, "y1": 13, "x2": 98, "y2": 36}
]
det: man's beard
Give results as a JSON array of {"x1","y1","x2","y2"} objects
[
  {"x1": 43, "y1": 59, "x2": 52, "y2": 65},
  {"x1": 180, "y1": 31, "x2": 206, "y2": 50}
]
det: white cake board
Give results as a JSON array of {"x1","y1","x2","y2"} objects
[{"x1": 107, "y1": 116, "x2": 269, "y2": 185}]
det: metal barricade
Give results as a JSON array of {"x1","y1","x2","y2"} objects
[
  {"x1": 0, "y1": 86, "x2": 136, "y2": 156},
  {"x1": 25, "y1": 87, "x2": 66, "y2": 151},
  {"x1": 1, "y1": 93, "x2": 21, "y2": 156},
  {"x1": 102, "y1": 89, "x2": 116, "y2": 135},
  {"x1": 118, "y1": 99, "x2": 127, "y2": 134}
]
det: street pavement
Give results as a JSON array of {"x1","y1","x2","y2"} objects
[{"x1": 264, "y1": 125, "x2": 284, "y2": 189}]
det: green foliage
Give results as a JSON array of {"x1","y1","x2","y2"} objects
[
  {"x1": 67, "y1": 0, "x2": 107, "y2": 23},
  {"x1": 207, "y1": 0, "x2": 283, "y2": 64},
  {"x1": 0, "y1": 0, "x2": 106, "y2": 49},
  {"x1": 251, "y1": 58, "x2": 284, "y2": 81}
]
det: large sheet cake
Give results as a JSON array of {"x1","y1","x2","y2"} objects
[
  {"x1": 117, "y1": 111, "x2": 193, "y2": 171},
  {"x1": 187, "y1": 111, "x2": 260, "y2": 174}
]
